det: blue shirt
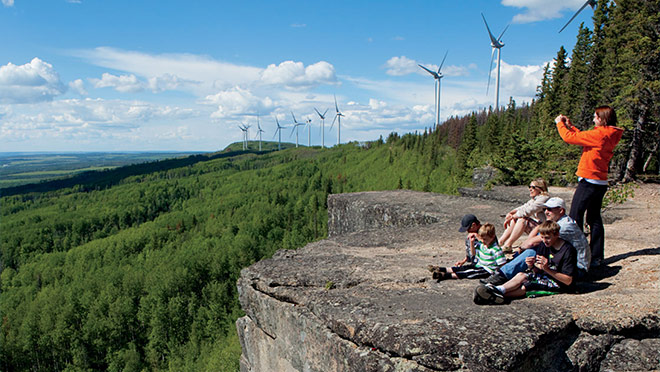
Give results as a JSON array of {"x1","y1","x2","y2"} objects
[{"x1": 556, "y1": 215, "x2": 590, "y2": 271}]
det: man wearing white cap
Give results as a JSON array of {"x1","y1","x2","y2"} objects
[{"x1": 481, "y1": 197, "x2": 590, "y2": 285}]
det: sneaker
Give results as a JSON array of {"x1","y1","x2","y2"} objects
[
  {"x1": 474, "y1": 284, "x2": 494, "y2": 304},
  {"x1": 427, "y1": 265, "x2": 446, "y2": 274},
  {"x1": 473, "y1": 287, "x2": 490, "y2": 305},
  {"x1": 435, "y1": 272, "x2": 451, "y2": 281},
  {"x1": 475, "y1": 284, "x2": 505, "y2": 305},
  {"x1": 484, "y1": 283, "x2": 505, "y2": 304},
  {"x1": 479, "y1": 272, "x2": 507, "y2": 286}
]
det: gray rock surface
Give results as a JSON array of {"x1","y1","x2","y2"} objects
[
  {"x1": 237, "y1": 187, "x2": 660, "y2": 372},
  {"x1": 599, "y1": 338, "x2": 660, "y2": 372}
]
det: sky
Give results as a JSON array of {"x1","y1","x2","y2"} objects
[{"x1": 0, "y1": 0, "x2": 597, "y2": 152}]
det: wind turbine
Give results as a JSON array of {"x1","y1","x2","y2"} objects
[
  {"x1": 330, "y1": 95, "x2": 344, "y2": 146},
  {"x1": 305, "y1": 117, "x2": 313, "y2": 147},
  {"x1": 273, "y1": 117, "x2": 286, "y2": 151},
  {"x1": 418, "y1": 50, "x2": 448, "y2": 127},
  {"x1": 238, "y1": 124, "x2": 248, "y2": 150},
  {"x1": 482, "y1": 13, "x2": 509, "y2": 111},
  {"x1": 314, "y1": 107, "x2": 329, "y2": 148},
  {"x1": 559, "y1": 0, "x2": 597, "y2": 33},
  {"x1": 290, "y1": 112, "x2": 304, "y2": 148},
  {"x1": 255, "y1": 116, "x2": 265, "y2": 152},
  {"x1": 243, "y1": 123, "x2": 251, "y2": 150}
]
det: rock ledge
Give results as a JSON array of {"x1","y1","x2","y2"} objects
[{"x1": 237, "y1": 187, "x2": 660, "y2": 372}]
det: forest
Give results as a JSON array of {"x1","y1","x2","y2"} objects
[{"x1": 1, "y1": 1, "x2": 658, "y2": 371}]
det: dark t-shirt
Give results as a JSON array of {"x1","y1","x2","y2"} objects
[{"x1": 532, "y1": 240, "x2": 577, "y2": 288}]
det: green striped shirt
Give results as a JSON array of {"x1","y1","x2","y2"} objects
[{"x1": 475, "y1": 241, "x2": 507, "y2": 273}]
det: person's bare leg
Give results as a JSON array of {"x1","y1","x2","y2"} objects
[
  {"x1": 502, "y1": 218, "x2": 526, "y2": 248},
  {"x1": 495, "y1": 273, "x2": 528, "y2": 298},
  {"x1": 499, "y1": 219, "x2": 515, "y2": 246}
]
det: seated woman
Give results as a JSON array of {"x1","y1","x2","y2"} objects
[{"x1": 499, "y1": 178, "x2": 550, "y2": 252}]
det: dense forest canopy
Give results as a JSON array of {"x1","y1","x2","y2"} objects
[{"x1": 1, "y1": 1, "x2": 658, "y2": 371}]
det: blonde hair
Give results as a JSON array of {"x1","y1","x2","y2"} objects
[
  {"x1": 478, "y1": 223, "x2": 496, "y2": 238},
  {"x1": 530, "y1": 178, "x2": 549, "y2": 196}
]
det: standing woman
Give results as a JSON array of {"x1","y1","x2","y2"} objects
[{"x1": 555, "y1": 106, "x2": 623, "y2": 267}]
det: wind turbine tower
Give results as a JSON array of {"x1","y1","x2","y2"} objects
[
  {"x1": 418, "y1": 50, "x2": 448, "y2": 126},
  {"x1": 559, "y1": 0, "x2": 597, "y2": 33},
  {"x1": 330, "y1": 95, "x2": 344, "y2": 146},
  {"x1": 244, "y1": 123, "x2": 251, "y2": 150},
  {"x1": 305, "y1": 118, "x2": 313, "y2": 147},
  {"x1": 238, "y1": 124, "x2": 248, "y2": 150},
  {"x1": 314, "y1": 107, "x2": 329, "y2": 148},
  {"x1": 256, "y1": 116, "x2": 265, "y2": 152},
  {"x1": 290, "y1": 112, "x2": 304, "y2": 148},
  {"x1": 273, "y1": 117, "x2": 286, "y2": 151},
  {"x1": 482, "y1": 13, "x2": 509, "y2": 111}
]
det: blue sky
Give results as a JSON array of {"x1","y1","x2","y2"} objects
[{"x1": 0, "y1": 0, "x2": 595, "y2": 152}]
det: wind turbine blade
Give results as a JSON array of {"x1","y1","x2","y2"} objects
[
  {"x1": 438, "y1": 50, "x2": 448, "y2": 73},
  {"x1": 418, "y1": 64, "x2": 437, "y2": 77},
  {"x1": 334, "y1": 95, "x2": 339, "y2": 113},
  {"x1": 497, "y1": 24, "x2": 510, "y2": 42},
  {"x1": 314, "y1": 107, "x2": 323, "y2": 119},
  {"x1": 559, "y1": 0, "x2": 592, "y2": 33},
  {"x1": 330, "y1": 114, "x2": 337, "y2": 130},
  {"x1": 291, "y1": 111, "x2": 298, "y2": 124},
  {"x1": 487, "y1": 48, "x2": 495, "y2": 95},
  {"x1": 481, "y1": 13, "x2": 499, "y2": 46},
  {"x1": 322, "y1": 108, "x2": 329, "y2": 117}
]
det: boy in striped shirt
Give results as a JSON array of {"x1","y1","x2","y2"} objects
[{"x1": 432, "y1": 223, "x2": 507, "y2": 280}]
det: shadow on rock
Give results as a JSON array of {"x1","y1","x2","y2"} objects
[
  {"x1": 575, "y1": 281, "x2": 611, "y2": 295},
  {"x1": 588, "y1": 265, "x2": 622, "y2": 282},
  {"x1": 605, "y1": 247, "x2": 660, "y2": 265}
]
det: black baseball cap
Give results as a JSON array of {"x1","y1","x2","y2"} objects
[{"x1": 459, "y1": 214, "x2": 479, "y2": 232}]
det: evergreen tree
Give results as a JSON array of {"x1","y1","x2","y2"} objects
[
  {"x1": 551, "y1": 46, "x2": 571, "y2": 115},
  {"x1": 604, "y1": 0, "x2": 660, "y2": 180},
  {"x1": 566, "y1": 24, "x2": 595, "y2": 128}
]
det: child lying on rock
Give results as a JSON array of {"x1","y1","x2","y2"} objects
[
  {"x1": 428, "y1": 223, "x2": 506, "y2": 281},
  {"x1": 474, "y1": 220, "x2": 577, "y2": 305}
]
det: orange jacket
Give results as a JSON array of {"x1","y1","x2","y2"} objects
[{"x1": 556, "y1": 122, "x2": 623, "y2": 181}]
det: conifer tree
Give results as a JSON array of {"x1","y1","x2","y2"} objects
[
  {"x1": 604, "y1": 0, "x2": 660, "y2": 180},
  {"x1": 455, "y1": 115, "x2": 478, "y2": 177},
  {"x1": 566, "y1": 24, "x2": 595, "y2": 128},
  {"x1": 551, "y1": 46, "x2": 571, "y2": 115}
]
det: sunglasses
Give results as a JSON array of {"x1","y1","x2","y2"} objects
[
  {"x1": 528, "y1": 185, "x2": 540, "y2": 190},
  {"x1": 543, "y1": 207, "x2": 560, "y2": 211}
]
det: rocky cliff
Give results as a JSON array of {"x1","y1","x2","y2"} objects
[{"x1": 236, "y1": 186, "x2": 660, "y2": 371}]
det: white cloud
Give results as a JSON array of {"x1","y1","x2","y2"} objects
[
  {"x1": 148, "y1": 73, "x2": 191, "y2": 92},
  {"x1": 290, "y1": 23, "x2": 307, "y2": 28},
  {"x1": 91, "y1": 73, "x2": 144, "y2": 93},
  {"x1": 261, "y1": 61, "x2": 337, "y2": 89},
  {"x1": 385, "y1": 56, "x2": 419, "y2": 76},
  {"x1": 204, "y1": 86, "x2": 275, "y2": 119},
  {"x1": 69, "y1": 79, "x2": 87, "y2": 95},
  {"x1": 75, "y1": 47, "x2": 262, "y2": 93},
  {"x1": 0, "y1": 98, "x2": 197, "y2": 144},
  {"x1": 497, "y1": 60, "x2": 545, "y2": 97},
  {"x1": 89, "y1": 72, "x2": 191, "y2": 94},
  {"x1": 2, "y1": 0, "x2": 14, "y2": 7},
  {"x1": 385, "y1": 56, "x2": 473, "y2": 77},
  {"x1": 0, "y1": 58, "x2": 66, "y2": 103},
  {"x1": 502, "y1": 0, "x2": 590, "y2": 23}
]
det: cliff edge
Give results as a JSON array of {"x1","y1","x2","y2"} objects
[{"x1": 236, "y1": 185, "x2": 660, "y2": 371}]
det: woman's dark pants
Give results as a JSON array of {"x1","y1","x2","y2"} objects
[{"x1": 570, "y1": 179, "x2": 608, "y2": 264}]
